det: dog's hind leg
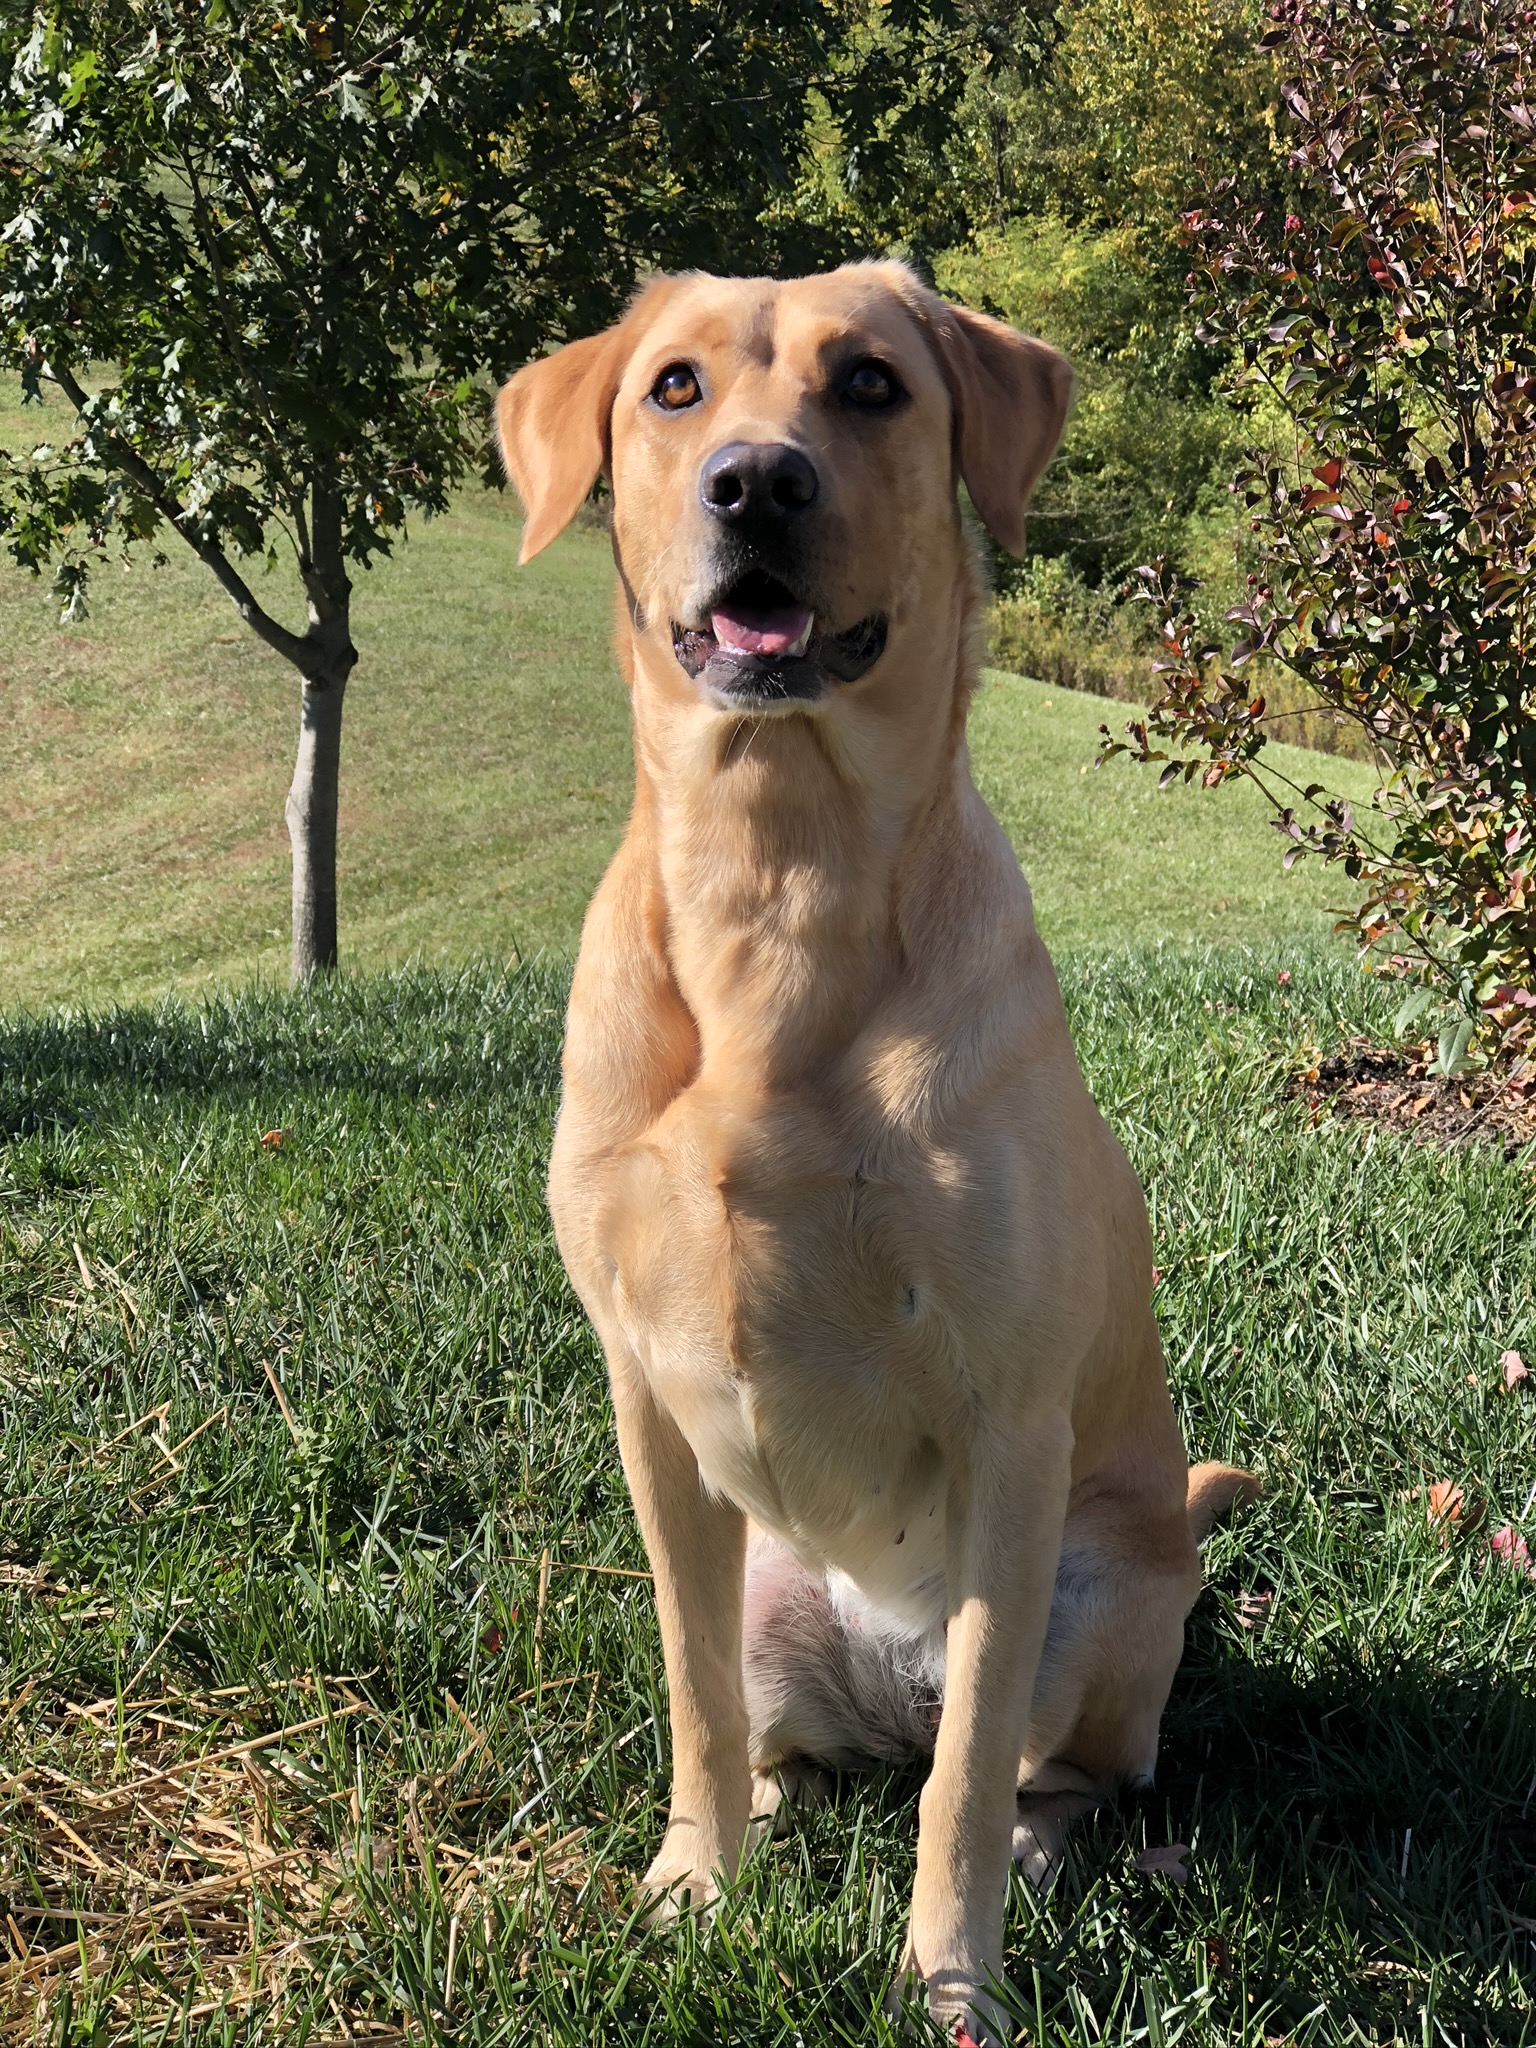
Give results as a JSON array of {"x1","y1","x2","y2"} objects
[
  {"x1": 1009, "y1": 1539, "x2": 1198, "y2": 1885},
  {"x1": 1012, "y1": 1460, "x2": 1260, "y2": 1875},
  {"x1": 742, "y1": 1530, "x2": 939, "y2": 1830}
]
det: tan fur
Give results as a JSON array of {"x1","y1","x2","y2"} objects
[{"x1": 496, "y1": 262, "x2": 1255, "y2": 2044}]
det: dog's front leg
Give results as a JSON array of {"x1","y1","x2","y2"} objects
[
  {"x1": 895, "y1": 1414, "x2": 1073, "y2": 2045},
  {"x1": 609, "y1": 1353, "x2": 753, "y2": 1918}
]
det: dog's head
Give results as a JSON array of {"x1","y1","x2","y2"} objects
[{"x1": 496, "y1": 263, "x2": 1071, "y2": 721}]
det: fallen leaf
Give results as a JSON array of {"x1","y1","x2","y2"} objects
[
  {"x1": 1489, "y1": 1525, "x2": 1536, "y2": 1581},
  {"x1": 1277, "y1": 969, "x2": 1292, "y2": 985},
  {"x1": 1234, "y1": 1590, "x2": 1273, "y2": 1632},
  {"x1": 1206, "y1": 1933, "x2": 1233, "y2": 1977},
  {"x1": 1426, "y1": 1478, "x2": 1465, "y2": 1537},
  {"x1": 260, "y1": 1128, "x2": 288, "y2": 1150},
  {"x1": 1502, "y1": 1349, "x2": 1529, "y2": 1389},
  {"x1": 1134, "y1": 1842, "x2": 1189, "y2": 1882},
  {"x1": 1466, "y1": 1372, "x2": 1481, "y2": 1387},
  {"x1": 480, "y1": 1624, "x2": 504, "y2": 1655}
]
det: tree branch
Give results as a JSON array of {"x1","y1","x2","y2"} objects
[
  {"x1": 179, "y1": 142, "x2": 293, "y2": 476},
  {"x1": 49, "y1": 361, "x2": 315, "y2": 674}
]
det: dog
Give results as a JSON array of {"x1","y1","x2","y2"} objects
[{"x1": 496, "y1": 261, "x2": 1255, "y2": 2044}]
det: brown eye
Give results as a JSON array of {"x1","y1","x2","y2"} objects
[
  {"x1": 845, "y1": 359, "x2": 901, "y2": 408},
  {"x1": 652, "y1": 362, "x2": 701, "y2": 410}
]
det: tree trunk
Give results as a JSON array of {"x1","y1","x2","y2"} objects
[
  {"x1": 285, "y1": 669, "x2": 348, "y2": 980},
  {"x1": 285, "y1": 483, "x2": 355, "y2": 983}
]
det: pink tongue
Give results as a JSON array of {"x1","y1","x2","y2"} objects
[{"x1": 710, "y1": 602, "x2": 813, "y2": 657}]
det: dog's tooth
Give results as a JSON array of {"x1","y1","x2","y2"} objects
[{"x1": 788, "y1": 616, "x2": 814, "y2": 657}]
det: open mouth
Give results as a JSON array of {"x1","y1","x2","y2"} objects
[{"x1": 672, "y1": 570, "x2": 887, "y2": 705}]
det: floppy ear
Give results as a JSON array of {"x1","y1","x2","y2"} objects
[
  {"x1": 495, "y1": 327, "x2": 630, "y2": 564},
  {"x1": 495, "y1": 281, "x2": 676, "y2": 564},
  {"x1": 929, "y1": 300, "x2": 1074, "y2": 557}
]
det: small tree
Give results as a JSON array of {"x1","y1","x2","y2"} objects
[
  {"x1": 1105, "y1": 0, "x2": 1536, "y2": 1073},
  {"x1": 0, "y1": 0, "x2": 932, "y2": 979}
]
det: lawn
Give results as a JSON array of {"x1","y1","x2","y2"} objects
[
  {"x1": 3, "y1": 955, "x2": 1534, "y2": 2045},
  {"x1": 4, "y1": 377, "x2": 1536, "y2": 2048}
]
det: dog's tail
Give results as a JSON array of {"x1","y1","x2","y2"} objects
[{"x1": 1186, "y1": 1461, "x2": 1262, "y2": 1543}]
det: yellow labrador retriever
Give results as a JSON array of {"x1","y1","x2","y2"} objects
[{"x1": 497, "y1": 262, "x2": 1254, "y2": 2043}]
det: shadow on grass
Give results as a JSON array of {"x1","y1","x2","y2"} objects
[
  {"x1": 0, "y1": 957, "x2": 571, "y2": 1133},
  {"x1": 741, "y1": 1616, "x2": 1536, "y2": 2044},
  {"x1": 1079, "y1": 1611, "x2": 1536, "y2": 2041}
]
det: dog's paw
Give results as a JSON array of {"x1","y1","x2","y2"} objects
[
  {"x1": 884, "y1": 1950, "x2": 1015, "y2": 2046},
  {"x1": 750, "y1": 1759, "x2": 833, "y2": 1838},
  {"x1": 638, "y1": 1828, "x2": 729, "y2": 1925},
  {"x1": 1011, "y1": 1785, "x2": 1099, "y2": 1889}
]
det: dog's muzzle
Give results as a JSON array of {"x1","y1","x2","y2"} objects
[{"x1": 672, "y1": 569, "x2": 887, "y2": 711}]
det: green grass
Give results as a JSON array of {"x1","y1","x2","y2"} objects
[
  {"x1": 1, "y1": 372, "x2": 1374, "y2": 1010},
  {"x1": 3, "y1": 953, "x2": 1534, "y2": 2045},
  {"x1": 5, "y1": 373, "x2": 1531, "y2": 2048}
]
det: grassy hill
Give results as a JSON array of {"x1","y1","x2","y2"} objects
[{"x1": 1, "y1": 374, "x2": 1373, "y2": 1009}]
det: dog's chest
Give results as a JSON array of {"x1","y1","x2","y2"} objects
[{"x1": 588, "y1": 1087, "x2": 1010, "y2": 1580}]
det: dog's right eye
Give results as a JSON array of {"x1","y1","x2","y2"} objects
[
  {"x1": 843, "y1": 359, "x2": 903, "y2": 409},
  {"x1": 651, "y1": 363, "x2": 702, "y2": 411}
]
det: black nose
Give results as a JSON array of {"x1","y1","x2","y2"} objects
[{"x1": 699, "y1": 441, "x2": 819, "y2": 522}]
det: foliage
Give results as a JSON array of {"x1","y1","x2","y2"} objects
[
  {"x1": 938, "y1": 218, "x2": 1252, "y2": 584},
  {"x1": 1108, "y1": 0, "x2": 1536, "y2": 1074},
  {"x1": 1035, "y1": 0, "x2": 1280, "y2": 243},
  {"x1": 790, "y1": 0, "x2": 1059, "y2": 265},
  {"x1": 0, "y1": 0, "x2": 945, "y2": 974},
  {"x1": 3, "y1": 954, "x2": 1535, "y2": 2042},
  {"x1": 0, "y1": 0, "x2": 916, "y2": 612},
  {"x1": 890, "y1": 0, "x2": 1284, "y2": 606}
]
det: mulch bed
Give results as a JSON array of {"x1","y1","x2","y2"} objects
[{"x1": 1290, "y1": 1037, "x2": 1536, "y2": 1161}]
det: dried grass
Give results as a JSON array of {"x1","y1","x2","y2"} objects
[{"x1": 0, "y1": 1684, "x2": 608, "y2": 2044}]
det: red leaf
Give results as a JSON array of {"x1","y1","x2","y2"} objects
[
  {"x1": 1312, "y1": 459, "x2": 1343, "y2": 487},
  {"x1": 1489, "y1": 1525, "x2": 1536, "y2": 1580},
  {"x1": 260, "y1": 1128, "x2": 288, "y2": 1150},
  {"x1": 481, "y1": 1623, "x2": 504, "y2": 1655},
  {"x1": 1235, "y1": 1591, "x2": 1274, "y2": 1632}
]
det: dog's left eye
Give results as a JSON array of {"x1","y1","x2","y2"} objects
[
  {"x1": 844, "y1": 359, "x2": 902, "y2": 409},
  {"x1": 652, "y1": 363, "x2": 702, "y2": 411}
]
